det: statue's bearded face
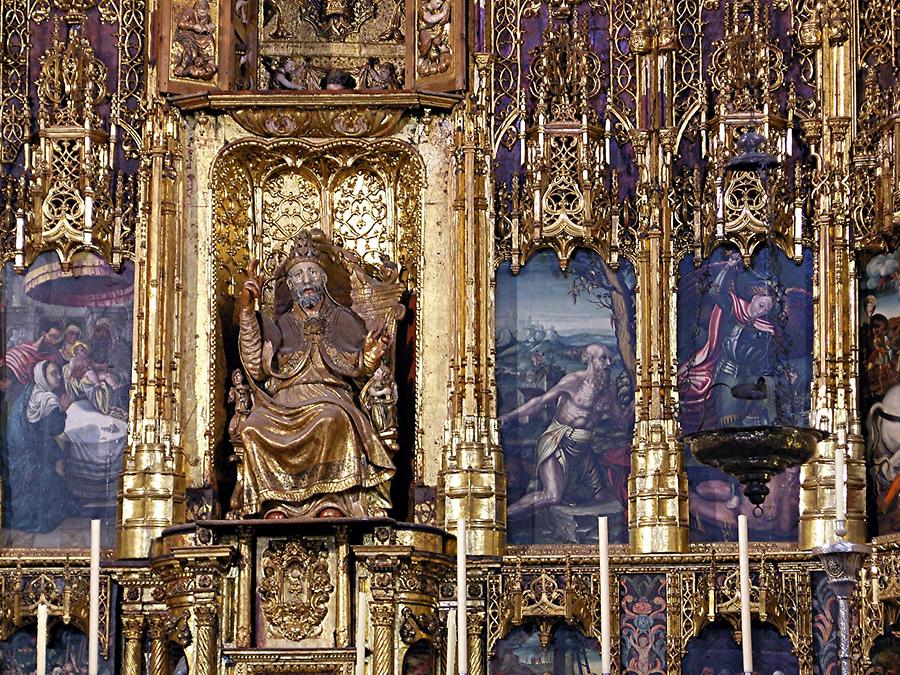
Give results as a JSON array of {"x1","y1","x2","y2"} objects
[{"x1": 287, "y1": 261, "x2": 327, "y2": 309}]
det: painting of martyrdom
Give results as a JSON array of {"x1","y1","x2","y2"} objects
[
  {"x1": 861, "y1": 247, "x2": 900, "y2": 535},
  {"x1": 0, "y1": 254, "x2": 133, "y2": 548},
  {"x1": 490, "y1": 624, "x2": 603, "y2": 675},
  {"x1": 681, "y1": 621, "x2": 799, "y2": 675},
  {"x1": 496, "y1": 249, "x2": 635, "y2": 545},
  {"x1": 676, "y1": 247, "x2": 813, "y2": 542},
  {"x1": 0, "y1": 624, "x2": 112, "y2": 675}
]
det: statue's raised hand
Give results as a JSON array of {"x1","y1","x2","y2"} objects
[
  {"x1": 363, "y1": 327, "x2": 391, "y2": 366},
  {"x1": 239, "y1": 259, "x2": 266, "y2": 310}
]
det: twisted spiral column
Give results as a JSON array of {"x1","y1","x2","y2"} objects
[
  {"x1": 121, "y1": 615, "x2": 144, "y2": 675},
  {"x1": 371, "y1": 603, "x2": 395, "y2": 675}
]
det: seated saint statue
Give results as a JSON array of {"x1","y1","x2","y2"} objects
[{"x1": 234, "y1": 229, "x2": 400, "y2": 518}]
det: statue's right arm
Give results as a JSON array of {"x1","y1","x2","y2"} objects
[{"x1": 239, "y1": 309, "x2": 281, "y2": 380}]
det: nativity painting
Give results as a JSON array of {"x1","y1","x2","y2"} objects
[
  {"x1": 676, "y1": 247, "x2": 813, "y2": 542},
  {"x1": 496, "y1": 249, "x2": 636, "y2": 545},
  {"x1": 0, "y1": 253, "x2": 133, "y2": 548}
]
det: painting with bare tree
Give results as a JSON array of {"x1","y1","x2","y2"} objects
[{"x1": 496, "y1": 249, "x2": 635, "y2": 545}]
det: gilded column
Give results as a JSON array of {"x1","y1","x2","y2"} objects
[
  {"x1": 627, "y1": 15, "x2": 690, "y2": 553},
  {"x1": 234, "y1": 527, "x2": 253, "y2": 647},
  {"x1": 800, "y1": 3, "x2": 866, "y2": 547},
  {"x1": 193, "y1": 604, "x2": 219, "y2": 675},
  {"x1": 371, "y1": 603, "x2": 395, "y2": 675},
  {"x1": 148, "y1": 613, "x2": 172, "y2": 675},
  {"x1": 121, "y1": 614, "x2": 144, "y2": 675},
  {"x1": 116, "y1": 101, "x2": 187, "y2": 558},
  {"x1": 467, "y1": 610, "x2": 486, "y2": 675},
  {"x1": 437, "y1": 54, "x2": 507, "y2": 556}
]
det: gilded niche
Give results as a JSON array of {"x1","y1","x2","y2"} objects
[
  {"x1": 230, "y1": 227, "x2": 404, "y2": 519},
  {"x1": 258, "y1": 538, "x2": 335, "y2": 641}
]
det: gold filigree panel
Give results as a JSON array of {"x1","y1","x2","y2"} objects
[{"x1": 258, "y1": 537, "x2": 336, "y2": 643}]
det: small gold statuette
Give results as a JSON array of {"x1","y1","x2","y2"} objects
[{"x1": 230, "y1": 228, "x2": 404, "y2": 519}]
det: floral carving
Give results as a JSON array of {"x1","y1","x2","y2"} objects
[{"x1": 258, "y1": 538, "x2": 335, "y2": 641}]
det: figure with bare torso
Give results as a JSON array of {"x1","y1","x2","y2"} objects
[{"x1": 500, "y1": 344, "x2": 629, "y2": 518}]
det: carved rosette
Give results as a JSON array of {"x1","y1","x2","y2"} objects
[{"x1": 258, "y1": 538, "x2": 335, "y2": 641}]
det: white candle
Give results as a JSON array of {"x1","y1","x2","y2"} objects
[
  {"x1": 872, "y1": 566, "x2": 880, "y2": 605},
  {"x1": 37, "y1": 603, "x2": 48, "y2": 675},
  {"x1": 598, "y1": 517, "x2": 611, "y2": 674},
  {"x1": 446, "y1": 610, "x2": 457, "y2": 675},
  {"x1": 355, "y1": 589, "x2": 367, "y2": 675},
  {"x1": 84, "y1": 195, "x2": 93, "y2": 230},
  {"x1": 605, "y1": 118, "x2": 612, "y2": 162},
  {"x1": 835, "y1": 431, "x2": 846, "y2": 534},
  {"x1": 25, "y1": 141, "x2": 31, "y2": 169},
  {"x1": 719, "y1": 121, "x2": 726, "y2": 145},
  {"x1": 109, "y1": 123, "x2": 117, "y2": 169},
  {"x1": 456, "y1": 517, "x2": 468, "y2": 674},
  {"x1": 15, "y1": 213, "x2": 25, "y2": 250},
  {"x1": 738, "y1": 515, "x2": 753, "y2": 674},
  {"x1": 519, "y1": 118, "x2": 526, "y2": 167},
  {"x1": 89, "y1": 519, "x2": 100, "y2": 675},
  {"x1": 793, "y1": 205, "x2": 803, "y2": 240},
  {"x1": 786, "y1": 127, "x2": 793, "y2": 157},
  {"x1": 716, "y1": 185, "x2": 725, "y2": 236}
]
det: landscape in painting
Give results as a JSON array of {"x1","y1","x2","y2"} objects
[
  {"x1": 676, "y1": 247, "x2": 813, "y2": 542},
  {"x1": 495, "y1": 249, "x2": 636, "y2": 545},
  {"x1": 490, "y1": 624, "x2": 603, "y2": 675},
  {"x1": 0, "y1": 254, "x2": 133, "y2": 548},
  {"x1": 681, "y1": 621, "x2": 799, "y2": 674}
]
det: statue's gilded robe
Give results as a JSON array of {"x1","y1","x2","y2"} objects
[{"x1": 238, "y1": 297, "x2": 395, "y2": 516}]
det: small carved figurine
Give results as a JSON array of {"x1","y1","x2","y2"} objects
[
  {"x1": 172, "y1": 0, "x2": 219, "y2": 80},
  {"x1": 270, "y1": 56, "x2": 324, "y2": 90},
  {"x1": 417, "y1": 0, "x2": 452, "y2": 76},
  {"x1": 356, "y1": 57, "x2": 402, "y2": 90},
  {"x1": 360, "y1": 363, "x2": 399, "y2": 451},
  {"x1": 227, "y1": 368, "x2": 253, "y2": 440}
]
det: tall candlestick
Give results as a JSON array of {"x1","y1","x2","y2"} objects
[
  {"x1": 835, "y1": 430, "x2": 846, "y2": 535},
  {"x1": 598, "y1": 517, "x2": 611, "y2": 674},
  {"x1": 738, "y1": 515, "x2": 753, "y2": 675},
  {"x1": 355, "y1": 588, "x2": 367, "y2": 675},
  {"x1": 89, "y1": 519, "x2": 100, "y2": 675},
  {"x1": 37, "y1": 603, "x2": 48, "y2": 675},
  {"x1": 446, "y1": 609, "x2": 457, "y2": 675},
  {"x1": 456, "y1": 518, "x2": 467, "y2": 674}
]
